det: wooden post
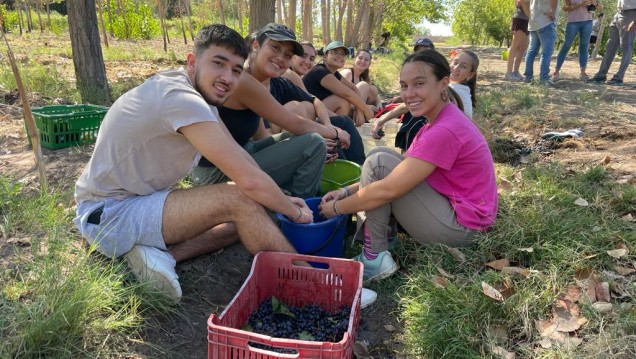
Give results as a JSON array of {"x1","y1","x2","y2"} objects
[
  {"x1": 591, "y1": 19, "x2": 606, "y2": 61},
  {"x1": 3, "y1": 35, "x2": 48, "y2": 192}
]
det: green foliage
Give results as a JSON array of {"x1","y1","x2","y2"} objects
[
  {"x1": 0, "y1": 61, "x2": 80, "y2": 102},
  {"x1": 452, "y1": 0, "x2": 514, "y2": 46},
  {"x1": 379, "y1": 0, "x2": 449, "y2": 44},
  {"x1": 103, "y1": 0, "x2": 160, "y2": 40}
]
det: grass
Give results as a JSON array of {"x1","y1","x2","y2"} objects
[{"x1": 0, "y1": 177, "x2": 178, "y2": 358}]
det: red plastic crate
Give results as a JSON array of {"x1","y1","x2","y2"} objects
[{"x1": 208, "y1": 252, "x2": 363, "y2": 359}]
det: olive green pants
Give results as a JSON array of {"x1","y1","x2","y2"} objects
[{"x1": 190, "y1": 132, "x2": 326, "y2": 199}]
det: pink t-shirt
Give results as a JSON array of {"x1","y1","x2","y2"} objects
[{"x1": 406, "y1": 104, "x2": 498, "y2": 231}]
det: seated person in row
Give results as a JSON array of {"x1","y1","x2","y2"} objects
[{"x1": 339, "y1": 49, "x2": 382, "y2": 113}]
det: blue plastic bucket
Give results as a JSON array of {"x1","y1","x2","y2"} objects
[{"x1": 277, "y1": 197, "x2": 347, "y2": 262}]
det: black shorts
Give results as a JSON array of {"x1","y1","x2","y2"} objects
[
  {"x1": 511, "y1": 17, "x2": 529, "y2": 35},
  {"x1": 590, "y1": 35, "x2": 598, "y2": 44}
]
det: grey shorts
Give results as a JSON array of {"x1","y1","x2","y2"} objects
[{"x1": 74, "y1": 191, "x2": 170, "y2": 258}]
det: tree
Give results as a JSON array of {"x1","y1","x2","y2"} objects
[
  {"x1": 67, "y1": 0, "x2": 112, "y2": 105},
  {"x1": 249, "y1": 0, "x2": 275, "y2": 33},
  {"x1": 301, "y1": 0, "x2": 312, "y2": 41}
]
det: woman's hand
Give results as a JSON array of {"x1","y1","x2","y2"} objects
[
  {"x1": 353, "y1": 109, "x2": 366, "y2": 127},
  {"x1": 324, "y1": 138, "x2": 338, "y2": 153},
  {"x1": 318, "y1": 199, "x2": 338, "y2": 219},
  {"x1": 320, "y1": 188, "x2": 347, "y2": 204},
  {"x1": 335, "y1": 127, "x2": 351, "y2": 149},
  {"x1": 288, "y1": 197, "x2": 314, "y2": 224},
  {"x1": 371, "y1": 118, "x2": 385, "y2": 139}
]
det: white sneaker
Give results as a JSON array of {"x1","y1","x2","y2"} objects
[
  {"x1": 360, "y1": 288, "x2": 377, "y2": 309},
  {"x1": 125, "y1": 245, "x2": 182, "y2": 302}
]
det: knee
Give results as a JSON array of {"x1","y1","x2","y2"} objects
[{"x1": 299, "y1": 132, "x2": 327, "y2": 156}]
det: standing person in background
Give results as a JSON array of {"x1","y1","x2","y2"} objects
[
  {"x1": 303, "y1": 41, "x2": 375, "y2": 127},
  {"x1": 522, "y1": 0, "x2": 559, "y2": 85},
  {"x1": 449, "y1": 50, "x2": 479, "y2": 119},
  {"x1": 552, "y1": 0, "x2": 601, "y2": 81},
  {"x1": 505, "y1": 0, "x2": 530, "y2": 81},
  {"x1": 589, "y1": 12, "x2": 605, "y2": 54},
  {"x1": 412, "y1": 37, "x2": 435, "y2": 53},
  {"x1": 339, "y1": 49, "x2": 382, "y2": 113},
  {"x1": 588, "y1": 0, "x2": 636, "y2": 86}
]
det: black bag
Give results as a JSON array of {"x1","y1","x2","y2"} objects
[{"x1": 395, "y1": 113, "x2": 427, "y2": 152}]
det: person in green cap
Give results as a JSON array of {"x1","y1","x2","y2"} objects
[{"x1": 302, "y1": 41, "x2": 374, "y2": 127}]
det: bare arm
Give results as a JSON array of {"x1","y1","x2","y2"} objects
[
  {"x1": 319, "y1": 157, "x2": 437, "y2": 217},
  {"x1": 180, "y1": 121, "x2": 311, "y2": 221},
  {"x1": 319, "y1": 74, "x2": 374, "y2": 119},
  {"x1": 521, "y1": 0, "x2": 531, "y2": 19},
  {"x1": 371, "y1": 103, "x2": 409, "y2": 138},
  {"x1": 282, "y1": 69, "x2": 308, "y2": 92},
  {"x1": 235, "y1": 73, "x2": 344, "y2": 141}
]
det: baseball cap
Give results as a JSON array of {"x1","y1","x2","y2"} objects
[
  {"x1": 256, "y1": 23, "x2": 304, "y2": 56},
  {"x1": 324, "y1": 41, "x2": 350, "y2": 55},
  {"x1": 413, "y1": 37, "x2": 435, "y2": 51}
]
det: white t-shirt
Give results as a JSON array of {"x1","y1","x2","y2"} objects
[
  {"x1": 450, "y1": 83, "x2": 473, "y2": 119},
  {"x1": 527, "y1": 0, "x2": 559, "y2": 32},
  {"x1": 75, "y1": 69, "x2": 220, "y2": 203},
  {"x1": 619, "y1": 0, "x2": 636, "y2": 11}
]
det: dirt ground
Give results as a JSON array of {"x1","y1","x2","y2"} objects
[{"x1": 1, "y1": 38, "x2": 635, "y2": 358}]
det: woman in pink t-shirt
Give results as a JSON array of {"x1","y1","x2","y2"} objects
[{"x1": 319, "y1": 50, "x2": 498, "y2": 282}]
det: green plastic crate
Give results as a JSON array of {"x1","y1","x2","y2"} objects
[{"x1": 28, "y1": 104, "x2": 109, "y2": 150}]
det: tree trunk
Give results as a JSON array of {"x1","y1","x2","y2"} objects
[
  {"x1": 287, "y1": 0, "x2": 296, "y2": 33},
  {"x1": 16, "y1": 1, "x2": 24, "y2": 35},
  {"x1": 24, "y1": 0, "x2": 33, "y2": 32},
  {"x1": 35, "y1": 0, "x2": 44, "y2": 32},
  {"x1": 158, "y1": 0, "x2": 168, "y2": 52},
  {"x1": 45, "y1": 0, "x2": 51, "y2": 28},
  {"x1": 106, "y1": 0, "x2": 114, "y2": 37},
  {"x1": 184, "y1": 0, "x2": 194, "y2": 41},
  {"x1": 249, "y1": 0, "x2": 275, "y2": 33},
  {"x1": 344, "y1": 0, "x2": 354, "y2": 45},
  {"x1": 237, "y1": 0, "x2": 244, "y2": 34},
  {"x1": 320, "y1": 0, "x2": 330, "y2": 45},
  {"x1": 301, "y1": 0, "x2": 312, "y2": 42},
  {"x1": 117, "y1": 0, "x2": 129, "y2": 38},
  {"x1": 359, "y1": 3, "x2": 371, "y2": 49},
  {"x1": 67, "y1": 0, "x2": 111, "y2": 105},
  {"x1": 179, "y1": 0, "x2": 187, "y2": 44},
  {"x1": 0, "y1": 7, "x2": 6, "y2": 33},
  {"x1": 277, "y1": 0, "x2": 285, "y2": 24},
  {"x1": 97, "y1": 0, "x2": 109, "y2": 47},
  {"x1": 217, "y1": 0, "x2": 225, "y2": 24},
  {"x1": 591, "y1": 20, "x2": 606, "y2": 60},
  {"x1": 349, "y1": 0, "x2": 367, "y2": 47}
]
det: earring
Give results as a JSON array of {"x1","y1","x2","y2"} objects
[{"x1": 441, "y1": 89, "x2": 448, "y2": 102}]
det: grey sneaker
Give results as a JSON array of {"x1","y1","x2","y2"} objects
[
  {"x1": 606, "y1": 79, "x2": 624, "y2": 86},
  {"x1": 504, "y1": 72, "x2": 521, "y2": 81},
  {"x1": 513, "y1": 72, "x2": 524, "y2": 80},
  {"x1": 125, "y1": 245, "x2": 182, "y2": 302},
  {"x1": 540, "y1": 79, "x2": 556, "y2": 87},
  {"x1": 354, "y1": 251, "x2": 399, "y2": 282}
]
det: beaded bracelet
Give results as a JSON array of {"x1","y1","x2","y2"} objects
[
  {"x1": 333, "y1": 127, "x2": 339, "y2": 140},
  {"x1": 333, "y1": 200, "x2": 342, "y2": 216}
]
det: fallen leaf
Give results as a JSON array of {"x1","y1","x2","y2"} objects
[
  {"x1": 436, "y1": 266, "x2": 456, "y2": 279},
  {"x1": 564, "y1": 285, "x2": 582, "y2": 302},
  {"x1": 577, "y1": 316, "x2": 588, "y2": 326},
  {"x1": 555, "y1": 298, "x2": 580, "y2": 317},
  {"x1": 557, "y1": 337, "x2": 583, "y2": 350},
  {"x1": 501, "y1": 266, "x2": 530, "y2": 278},
  {"x1": 536, "y1": 319, "x2": 559, "y2": 338},
  {"x1": 582, "y1": 253, "x2": 599, "y2": 259},
  {"x1": 498, "y1": 177, "x2": 512, "y2": 191},
  {"x1": 602, "y1": 270, "x2": 625, "y2": 280},
  {"x1": 574, "y1": 197, "x2": 589, "y2": 206},
  {"x1": 552, "y1": 304, "x2": 581, "y2": 332},
  {"x1": 482, "y1": 281, "x2": 504, "y2": 302},
  {"x1": 517, "y1": 247, "x2": 534, "y2": 253},
  {"x1": 609, "y1": 282, "x2": 631, "y2": 299},
  {"x1": 538, "y1": 338, "x2": 552, "y2": 349},
  {"x1": 353, "y1": 340, "x2": 371, "y2": 359},
  {"x1": 621, "y1": 214, "x2": 635, "y2": 222},
  {"x1": 431, "y1": 275, "x2": 449, "y2": 289},
  {"x1": 607, "y1": 249, "x2": 628, "y2": 259},
  {"x1": 601, "y1": 156, "x2": 611, "y2": 165},
  {"x1": 592, "y1": 302, "x2": 613, "y2": 313},
  {"x1": 614, "y1": 265, "x2": 636, "y2": 276},
  {"x1": 384, "y1": 324, "x2": 396, "y2": 332},
  {"x1": 575, "y1": 267, "x2": 594, "y2": 281},
  {"x1": 491, "y1": 345, "x2": 516, "y2": 359},
  {"x1": 486, "y1": 259, "x2": 510, "y2": 271},
  {"x1": 447, "y1": 247, "x2": 466, "y2": 263}
]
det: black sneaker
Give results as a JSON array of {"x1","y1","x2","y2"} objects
[
  {"x1": 587, "y1": 77, "x2": 606, "y2": 84},
  {"x1": 606, "y1": 79, "x2": 624, "y2": 86}
]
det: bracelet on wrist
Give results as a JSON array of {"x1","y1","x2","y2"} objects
[
  {"x1": 333, "y1": 127, "x2": 339, "y2": 141},
  {"x1": 288, "y1": 205, "x2": 303, "y2": 221},
  {"x1": 342, "y1": 187, "x2": 351, "y2": 198},
  {"x1": 333, "y1": 200, "x2": 342, "y2": 216}
]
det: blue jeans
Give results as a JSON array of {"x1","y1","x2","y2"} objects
[
  {"x1": 555, "y1": 20, "x2": 593, "y2": 71},
  {"x1": 330, "y1": 115, "x2": 366, "y2": 165},
  {"x1": 524, "y1": 23, "x2": 557, "y2": 82}
]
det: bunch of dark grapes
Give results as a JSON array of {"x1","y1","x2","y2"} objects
[{"x1": 245, "y1": 297, "x2": 351, "y2": 349}]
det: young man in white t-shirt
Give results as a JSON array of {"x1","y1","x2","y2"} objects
[{"x1": 74, "y1": 25, "x2": 315, "y2": 302}]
